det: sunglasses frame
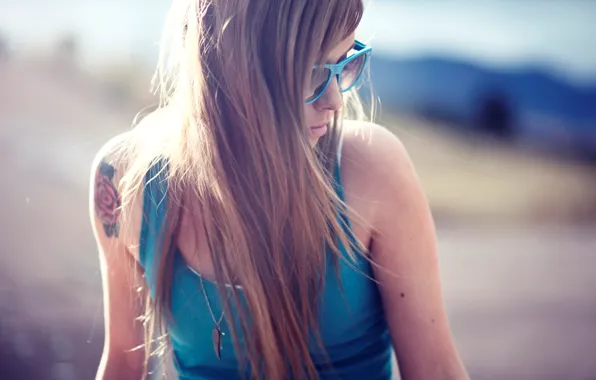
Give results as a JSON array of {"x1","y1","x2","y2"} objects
[{"x1": 305, "y1": 40, "x2": 372, "y2": 105}]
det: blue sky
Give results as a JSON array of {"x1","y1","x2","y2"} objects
[
  {"x1": 1, "y1": 1, "x2": 595, "y2": 85},
  {"x1": 358, "y1": 1, "x2": 596, "y2": 85}
]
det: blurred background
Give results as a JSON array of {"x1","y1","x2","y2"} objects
[{"x1": 1, "y1": 1, "x2": 595, "y2": 379}]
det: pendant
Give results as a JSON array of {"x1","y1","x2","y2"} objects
[{"x1": 212, "y1": 325, "x2": 223, "y2": 360}]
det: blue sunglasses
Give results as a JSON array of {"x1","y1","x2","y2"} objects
[{"x1": 305, "y1": 40, "x2": 372, "y2": 104}]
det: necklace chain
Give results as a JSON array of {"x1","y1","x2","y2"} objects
[
  {"x1": 198, "y1": 273, "x2": 225, "y2": 325},
  {"x1": 196, "y1": 266, "x2": 226, "y2": 360}
]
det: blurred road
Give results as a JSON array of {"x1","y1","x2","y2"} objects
[{"x1": 1, "y1": 61, "x2": 595, "y2": 380}]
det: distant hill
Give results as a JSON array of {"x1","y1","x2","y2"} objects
[{"x1": 368, "y1": 55, "x2": 596, "y2": 130}]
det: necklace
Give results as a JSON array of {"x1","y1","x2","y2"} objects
[
  {"x1": 194, "y1": 202, "x2": 226, "y2": 360},
  {"x1": 198, "y1": 273, "x2": 225, "y2": 360}
]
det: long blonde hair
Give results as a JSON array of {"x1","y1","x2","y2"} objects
[{"x1": 120, "y1": 0, "x2": 367, "y2": 378}]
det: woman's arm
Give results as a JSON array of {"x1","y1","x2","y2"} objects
[
  {"x1": 363, "y1": 124, "x2": 469, "y2": 380},
  {"x1": 90, "y1": 139, "x2": 146, "y2": 380}
]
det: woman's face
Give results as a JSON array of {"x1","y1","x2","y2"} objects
[{"x1": 303, "y1": 33, "x2": 356, "y2": 145}]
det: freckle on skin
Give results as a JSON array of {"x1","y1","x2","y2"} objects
[
  {"x1": 400, "y1": 293, "x2": 405, "y2": 298},
  {"x1": 432, "y1": 319, "x2": 435, "y2": 323}
]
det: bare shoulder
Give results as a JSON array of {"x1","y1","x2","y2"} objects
[
  {"x1": 341, "y1": 120, "x2": 410, "y2": 173},
  {"x1": 91, "y1": 133, "x2": 131, "y2": 179},
  {"x1": 341, "y1": 120, "x2": 417, "y2": 195},
  {"x1": 90, "y1": 106, "x2": 165, "y2": 174},
  {"x1": 340, "y1": 120, "x2": 426, "y2": 231},
  {"x1": 89, "y1": 130, "x2": 138, "y2": 251},
  {"x1": 90, "y1": 109, "x2": 165, "y2": 257}
]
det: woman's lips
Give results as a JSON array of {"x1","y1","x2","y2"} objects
[{"x1": 309, "y1": 123, "x2": 328, "y2": 138}]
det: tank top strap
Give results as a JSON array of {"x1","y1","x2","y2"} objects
[{"x1": 139, "y1": 159, "x2": 169, "y2": 293}]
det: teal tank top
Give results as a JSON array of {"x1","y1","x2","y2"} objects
[{"x1": 139, "y1": 159, "x2": 393, "y2": 379}]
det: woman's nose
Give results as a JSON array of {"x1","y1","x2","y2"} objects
[{"x1": 314, "y1": 75, "x2": 343, "y2": 112}]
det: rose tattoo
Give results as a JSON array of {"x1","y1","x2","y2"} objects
[{"x1": 94, "y1": 162, "x2": 121, "y2": 238}]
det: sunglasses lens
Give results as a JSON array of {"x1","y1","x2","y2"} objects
[
  {"x1": 306, "y1": 67, "x2": 331, "y2": 103},
  {"x1": 340, "y1": 53, "x2": 366, "y2": 91}
]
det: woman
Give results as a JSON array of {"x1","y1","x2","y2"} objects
[{"x1": 90, "y1": 1, "x2": 469, "y2": 379}]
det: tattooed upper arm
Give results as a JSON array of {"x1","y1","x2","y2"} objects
[
  {"x1": 94, "y1": 161, "x2": 122, "y2": 238},
  {"x1": 90, "y1": 131, "x2": 146, "y2": 255},
  {"x1": 90, "y1": 133, "x2": 129, "y2": 243},
  {"x1": 90, "y1": 134, "x2": 147, "y2": 378}
]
